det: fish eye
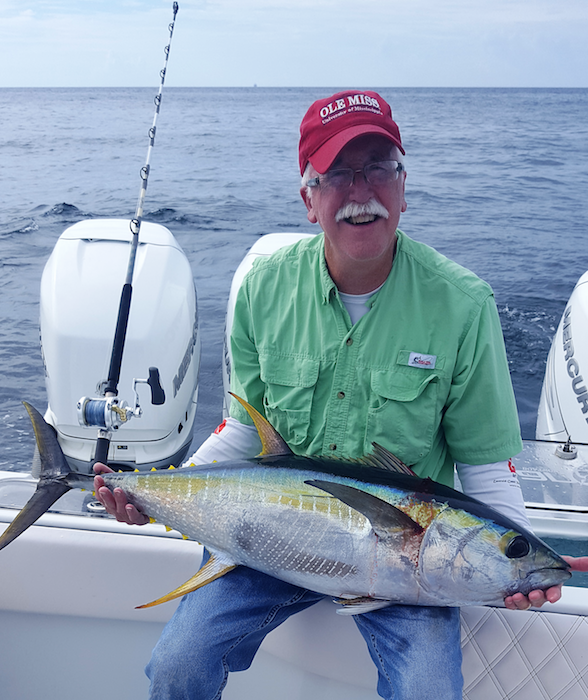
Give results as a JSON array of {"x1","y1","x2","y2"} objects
[{"x1": 506, "y1": 535, "x2": 531, "y2": 559}]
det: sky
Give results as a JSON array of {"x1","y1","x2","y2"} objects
[{"x1": 0, "y1": 0, "x2": 587, "y2": 88}]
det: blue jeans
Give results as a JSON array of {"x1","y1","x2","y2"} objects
[{"x1": 146, "y1": 564, "x2": 463, "y2": 700}]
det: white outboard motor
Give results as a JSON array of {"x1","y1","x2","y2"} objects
[
  {"x1": 40, "y1": 219, "x2": 200, "y2": 472},
  {"x1": 536, "y1": 270, "x2": 588, "y2": 444}
]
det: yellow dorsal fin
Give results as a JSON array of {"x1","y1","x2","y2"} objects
[
  {"x1": 229, "y1": 392, "x2": 292, "y2": 457},
  {"x1": 136, "y1": 552, "x2": 237, "y2": 609}
]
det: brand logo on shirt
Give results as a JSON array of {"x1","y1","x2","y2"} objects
[
  {"x1": 408, "y1": 352, "x2": 437, "y2": 369},
  {"x1": 508, "y1": 459, "x2": 516, "y2": 474},
  {"x1": 214, "y1": 419, "x2": 227, "y2": 435}
]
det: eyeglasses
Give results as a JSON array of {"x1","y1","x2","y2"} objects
[{"x1": 307, "y1": 160, "x2": 404, "y2": 190}]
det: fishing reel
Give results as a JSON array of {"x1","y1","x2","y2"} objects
[
  {"x1": 78, "y1": 367, "x2": 165, "y2": 430},
  {"x1": 77, "y1": 396, "x2": 134, "y2": 430}
]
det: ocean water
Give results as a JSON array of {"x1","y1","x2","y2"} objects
[{"x1": 1, "y1": 86, "x2": 587, "y2": 475}]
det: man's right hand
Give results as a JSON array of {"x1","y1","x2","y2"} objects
[{"x1": 93, "y1": 463, "x2": 150, "y2": 525}]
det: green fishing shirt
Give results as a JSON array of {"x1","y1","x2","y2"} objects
[{"x1": 229, "y1": 230, "x2": 522, "y2": 487}]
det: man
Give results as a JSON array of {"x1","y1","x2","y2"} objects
[{"x1": 95, "y1": 89, "x2": 582, "y2": 699}]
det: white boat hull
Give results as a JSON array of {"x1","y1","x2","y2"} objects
[{"x1": 1, "y1": 439, "x2": 587, "y2": 700}]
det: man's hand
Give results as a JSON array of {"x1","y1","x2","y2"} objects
[
  {"x1": 93, "y1": 463, "x2": 149, "y2": 525},
  {"x1": 504, "y1": 586, "x2": 561, "y2": 610},
  {"x1": 562, "y1": 555, "x2": 588, "y2": 571},
  {"x1": 504, "y1": 556, "x2": 588, "y2": 610}
]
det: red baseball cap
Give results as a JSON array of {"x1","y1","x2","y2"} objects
[{"x1": 299, "y1": 89, "x2": 405, "y2": 175}]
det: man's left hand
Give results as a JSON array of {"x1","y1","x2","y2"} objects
[{"x1": 504, "y1": 556, "x2": 588, "y2": 610}]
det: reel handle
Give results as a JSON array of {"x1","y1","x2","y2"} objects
[{"x1": 148, "y1": 367, "x2": 166, "y2": 405}]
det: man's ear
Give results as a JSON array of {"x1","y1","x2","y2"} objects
[{"x1": 300, "y1": 186, "x2": 318, "y2": 224}]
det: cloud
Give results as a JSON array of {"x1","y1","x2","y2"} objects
[{"x1": 0, "y1": 0, "x2": 587, "y2": 87}]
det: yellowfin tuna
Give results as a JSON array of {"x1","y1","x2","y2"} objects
[{"x1": 0, "y1": 397, "x2": 571, "y2": 613}]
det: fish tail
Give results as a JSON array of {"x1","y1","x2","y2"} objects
[{"x1": 0, "y1": 403, "x2": 76, "y2": 551}]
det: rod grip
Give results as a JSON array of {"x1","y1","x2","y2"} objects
[
  {"x1": 93, "y1": 437, "x2": 110, "y2": 467},
  {"x1": 104, "y1": 283, "x2": 133, "y2": 395}
]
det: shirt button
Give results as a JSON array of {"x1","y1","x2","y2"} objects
[
  {"x1": 329, "y1": 444, "x2": 337, "y2": 451},
  {"x1": 337, "y1": 391, "x2": 345, "y2": 399},
  {"x1": 346, "y1": 338, "x2": 353, "y2": 346}
]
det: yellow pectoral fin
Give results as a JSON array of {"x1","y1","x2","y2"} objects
[{"x1": 135, "y1": 553, "x2": 238, "y2": 609}]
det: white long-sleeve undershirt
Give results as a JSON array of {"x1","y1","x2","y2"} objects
[
  {"x1": 455, "y1": 460, "x2": 531, "y2": 531},
  {"x1": 184, "y1": 417, "x2": 261, "y2": 465}
]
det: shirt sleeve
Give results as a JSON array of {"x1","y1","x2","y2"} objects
[
  {"x1": 456, "y1": 460, "x2": 532, "y2": 531},
  {"x1": 227, "y1": 274, "x2": 266, "y2": 426},
  {"x1": 184, "y1": 417, "x2": 262, "y2": 466},
  {"x1": 442, "y1": 295, "x2": 523, "y2": 465}
]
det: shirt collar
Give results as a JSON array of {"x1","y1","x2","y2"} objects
[
  {"x1": 318, "y1": 234, "x2": 338, "y2": 304},
  {"x1": 318, "y1": 229, "x2": 405, "y2": 305}
]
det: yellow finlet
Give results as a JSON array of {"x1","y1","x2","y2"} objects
[
  {"x1": 149, "y1": 517, "x2": 157, "y2": 524},
  {"x1": 165, "y1": 526, "x2": 172, "y2": 532},
  {"x1": 151, "y1": 467, "x2": 157, "y2": 472},
  {"x1": 136, "y1": 553, "x2": 237, "y2": 609},
  {"x1": 168, "y1": 465, "x2": 176, "y2": 470}
]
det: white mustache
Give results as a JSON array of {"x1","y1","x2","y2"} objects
[{"x1": 335, "y1": 199, "x2": 390, "y2": 222}]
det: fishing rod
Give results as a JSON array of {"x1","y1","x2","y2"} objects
[{"x1": 78, "y1": 2, "x2": 179, "y2": 467}]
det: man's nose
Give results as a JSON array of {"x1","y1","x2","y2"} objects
[{"x1": 348, "y1": 169, "x2": 374, "y2": 198}]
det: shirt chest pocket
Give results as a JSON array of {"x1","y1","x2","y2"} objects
[
  {"x1": 260, "y1": 354, "x2": 319, "y2": 449},
  {"x1": 366, "y1": 369, "x2": 441, "y2": 466}
]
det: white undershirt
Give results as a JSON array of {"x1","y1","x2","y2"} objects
[{"x1": 338, "y1": 284, "x2": 383, "y2": 325}]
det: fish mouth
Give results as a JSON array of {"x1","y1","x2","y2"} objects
[{"x1": 515, "y1": 566, "x2": 572, "y2": 596}]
